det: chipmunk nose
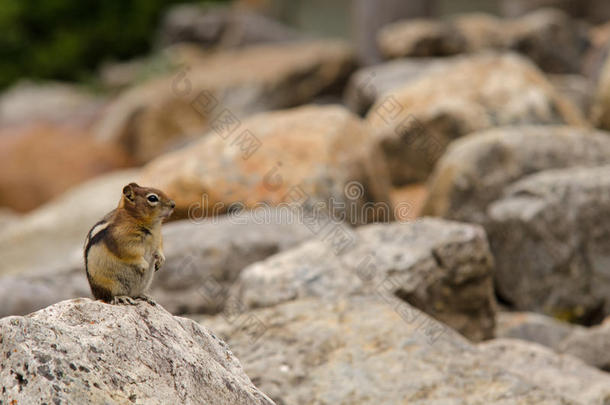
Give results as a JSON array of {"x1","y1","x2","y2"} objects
[{"x1": 169, "y1": 200, "x2": 176, "y2": 209}]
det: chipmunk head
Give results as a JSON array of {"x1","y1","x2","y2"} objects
[{"x1": 120, "y1": 183, "x2": 175, "y2": 223}]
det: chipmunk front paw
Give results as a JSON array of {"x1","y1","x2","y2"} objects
[
  {"x1": 110, "y1": 295, "x2": 137, "y2": 305},
  {"x1": 136, "y1": 294, "x2": 157, "y2": 306},
  {"x1": 154, "y1": 252, "x2": 165, "y2": 272}
]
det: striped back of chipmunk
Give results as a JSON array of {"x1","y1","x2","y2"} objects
[{"x1": 84, "y1": 210, "x2": 115, "y2": 275}]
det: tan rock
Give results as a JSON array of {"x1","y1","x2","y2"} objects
[
  {"x1": 366, "y1": 53, "x2": 585, "y2": 185},
  {"x1": 95, "y1": 40, "x2": 355, "y2": 163},
  {"x1": 0, "y1": 125, "x2": 133, "y2": 212},
  {"x1": 378, "y1": 9, "x2": 587, "y2": 73},
  {"x1": 423, "y1": 126, "x2": 610, "y2": 224},
  {"x1": 140, "y1": 104, "x2": 392, "y2": 224}
]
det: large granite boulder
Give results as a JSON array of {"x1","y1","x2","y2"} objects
[
  {"x1": 231, "y1": 218, "x2": 496, "y2": 341},
  {"x1": 366, "y1": 53, "x2": 585, "y2": 185},
  {"x1": 487, "y1": 165, "x2": 610, "y2": 324},
  {"x1": 140, "y1": 104, "x2": 392, "y2": 224},
  {"x1": 200, "y1": 296, "x2": 610, "y2": 404},
  {"x1": 0, "y1": 299, "x2": 274, "y2": 405},
  {"x1": 95, "y1": 40, "x2": 354, "y2": 163},
  {"x1": 423, "y1": 126, "x2": 610, "y2": 224}
]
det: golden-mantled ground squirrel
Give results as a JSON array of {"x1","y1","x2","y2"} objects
[{"x1": 84, "y1": 183, "x2": 175, "y2": 305}]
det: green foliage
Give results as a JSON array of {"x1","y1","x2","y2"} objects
[{"x1": 0, "y1": 0, "x2": 226, "y2": 89}]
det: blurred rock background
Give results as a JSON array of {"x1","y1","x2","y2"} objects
[{"x1": 4, "y1": 0, "x2": 610, "y2": 403}]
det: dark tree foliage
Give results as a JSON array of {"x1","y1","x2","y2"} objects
[{"x1": 0, "y1": 0, "x2": 224, "y2": 89}]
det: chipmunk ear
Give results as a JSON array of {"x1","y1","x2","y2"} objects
[{"x1": 122, "y1": 183, "x2": 137, "y2": 203}]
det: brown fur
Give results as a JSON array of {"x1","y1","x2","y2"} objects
[{"x1": 84, "y1": 183, "x2": 174, "y2": 304}]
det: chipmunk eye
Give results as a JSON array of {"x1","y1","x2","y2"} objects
[{"x1": 147, "y1": 194, "x2": 159, "y2": 203}]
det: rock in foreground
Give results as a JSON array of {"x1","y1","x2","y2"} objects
[
  {"x1": 0, "y1": 299, "x2": 274, "y2": 405},
  {"x1": 202, "y1": 296, "x2": 609, "y2": 404},
  {"x1": 231, "y1": 218, "x2": 496, "y2": 341}
]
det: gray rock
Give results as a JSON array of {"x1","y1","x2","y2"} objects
[
  {"x1": 0, "y1": 210, "x2": 313, "y2": 318},
  {"x1": 151, "y1": 211, "x2": 313, "y2": 315},
  {"x1": 479, "y1": 339, "x2": 610, "y2": 404},
  {"x1": 558, "y1": 318, "x2": 610, "y2": 371},
  {"x1": 199, "y1": 296, "x2": 605, "y2": 404},
  {"x1": 487, "y1": 165, "x2": 610, "y2": 323},
  {"x1": 495, "y1": 311, "x2": 577, "y2": 349},
  {"x1": 0, "y1": 299, "x2": 274, "y2": 405},
  {"x1": 0, "y1": 268, "x2": 87, "y2": 319},
  {"x1": 366, "y1": 53, "x2": 584, "y2": 185},
  {"x1": 231, "y1": 218, "x2": 496, "y2": 341},
  {"x1": 0, "y1": 81, "x2": 103, "y2": 127},
  {"x1": 159, "y1": 5, "x2": 302, "y2": 49},
  {"x1": 423, "y1": 126, "x2": 610, "y2": 224}
]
